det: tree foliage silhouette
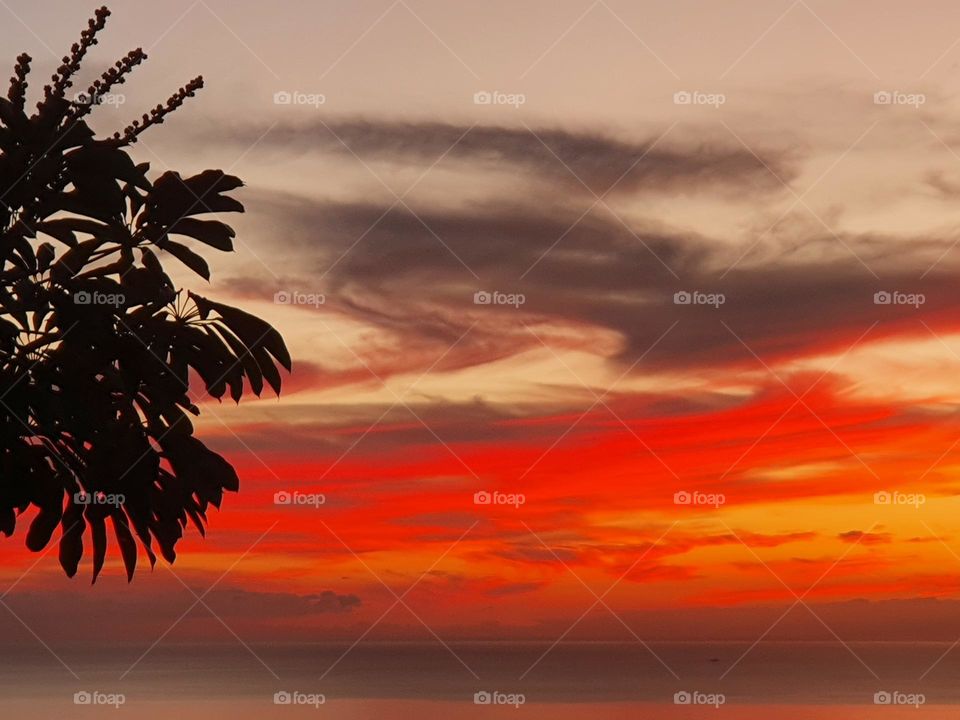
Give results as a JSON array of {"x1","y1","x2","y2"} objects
[{"x1": 0, "y1": 7, "x2": 290, "y2": 581}]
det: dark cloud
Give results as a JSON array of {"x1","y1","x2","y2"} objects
[
  {"x1": 493, "y1": 544, "x2": 581, "y2": 564},
  {"x1": 205, "y1": 398, "x2": 578, "y2": 457},
  {"x1": 195, "y1": 587, "x2": 362, "y2": 616},
  {"x1": 483, "y1": 581, "x2": 546, "y2": 597},
  {"x1": 838, "y1": 530, "x2": 894, "y2": 545},
  {"x1": 305, "y1": 589, "x2": 362, "y2": 612},
  {"x1": 924, "y1": 170, "x2": 960, "y2": 200},
  {"x1": 189, "y1": 114, "x2": 960, "y2": 391},
  {"x1": 233, "y1": 188, "x2": 960, "y2": 381},
  {"x1": 705, "y1": 531, "x2": 818, "y2": 548},
  {"x1": 0, "y1": 584, "x2": 362, "y2": 645},
  {"x1": 206, "y1": 118, "x2": 796, "y2": 197}
]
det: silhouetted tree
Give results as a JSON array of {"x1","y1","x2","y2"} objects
[{"x1": 0, "y1": 7, "x2": 290, "y2": 581}]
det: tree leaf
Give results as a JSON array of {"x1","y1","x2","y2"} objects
[
  {"x1": 169, "y1": 218, "x2": 235, "y2": 251},
  {"x1": 191, "y1": 293, "x2": 291, "y2": 372},
  {"x1": 160, "y1": 240, "x2": 210, "y2": 280},
  {"x1": 26, "y1": 504, "x2": 62, "y2": 551},
  {"x1": 58, "y1": 499, "x2": 85, "y2": 578},
  {"x1": 50, "y1": 238, "x2": 101, "y2": 282},
  {"x1": 90, "y1": 515, "x2": 107, "y2": 584},
  {"x1": 111, "y1": 512, "x2": 138, "y2": 582}
]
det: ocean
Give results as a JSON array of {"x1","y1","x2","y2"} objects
[{"x1": 1, "y1": 641, "x2": 955, "y2": 717}]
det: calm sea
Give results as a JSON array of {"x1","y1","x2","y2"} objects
[{"x1": 1, "y1": 641, "x2": 956, "y2": 717}]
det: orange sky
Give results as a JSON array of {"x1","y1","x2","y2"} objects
[{"x1": 5, "y1": 0, "x2": 960, "y2": 652}]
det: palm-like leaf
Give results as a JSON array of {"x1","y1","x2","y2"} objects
[{"x1": 0, "y1": 6, "x2": 289, "y2": 581}]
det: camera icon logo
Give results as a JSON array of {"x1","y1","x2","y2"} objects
[
  {"x1": 873, "y1": 91, "x2": 892, "y2": 105},
  {"x1": 274, "y1": 691, "x2": 292, "y2": 705},
  {"x1": 74, "y1": 691, "x2": 92, "y2": 705},
  {"x1": 473, "y1": 91, "x2": 492, "y2": 105},
  {"x1": 274, "y1": 491, "x2": 292, "y2": 505},
  {"x1": 474, "y1": 691, "x2": 492, "y2": 704},
  {"x1": 873, "y1": 491, "x2": 891, "y2": 505},
  {"x1": 673, "y1": 291, "x2": 691, "y2": 305},
  {"x1": 673, "y1": 91, "x2": 692, "y2": 105},
  {"x1": 274, "y1": 291, "x2": 291, "y2": 304},
  {"x1": 674, "y1": 691, "x2": 692, "y2": 705},
  {"x1": 673, "y1": 491, "x2": 691, "y2": 505},
  {"x1": 874, "y1": 691, "x2": 892, "y2": 705},
  {"x1": 873, "y1": 291, "x2": 891, "y2": 305},
  {"x1": 473, "y1": 491, "x2": 491, "y2": 505},
  {"x1": 274, "y1": 91, "x2": 292, "y2": 105},
  {"x1": 474, "y1": 290, "x2": 492, "y2": 305},
  {"x1": 73, "y1": 291, "x2": 92, "y2": 305}
]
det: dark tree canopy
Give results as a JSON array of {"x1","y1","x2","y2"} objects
[{"x1": 0, "y1": 7, "x2": 290, "y2": 581}]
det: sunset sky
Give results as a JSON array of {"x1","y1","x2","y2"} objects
[{"x1": 6, "y1": 0, "x2": 960, "y2": 677}]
